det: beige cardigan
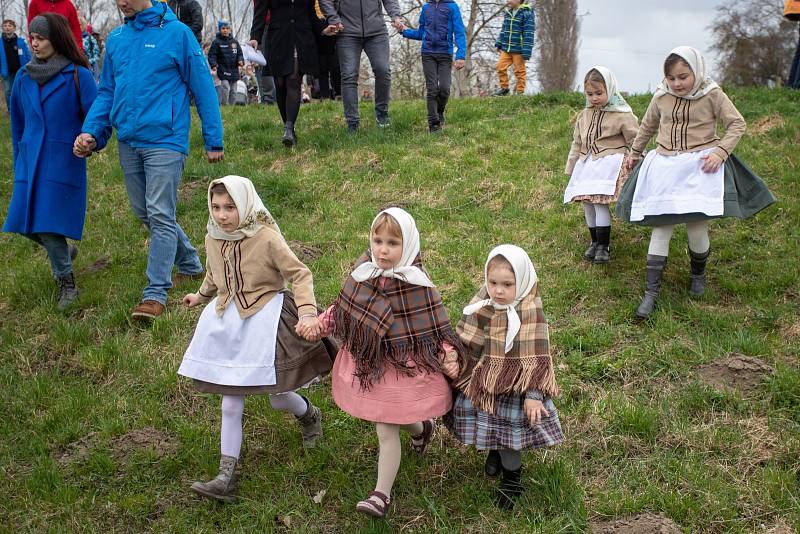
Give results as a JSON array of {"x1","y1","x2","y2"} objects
[
  {"x1": 629, "y1": 88, "x2": 746, "y2": 161},
  {"x1": 196, "y1": 226, "x2": 317, "y2": 319},
  {"x1": 565, "y1": 108, "x2": 639, "y2": 174}
]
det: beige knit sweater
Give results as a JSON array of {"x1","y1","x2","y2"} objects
[
  {"x1": 196, "y1": 226, "x2": 317, "y2": 319},
  {"x1": 629, "y1": 87, "x2": 746, "y2": 161},
  {"x1": 565, "y1": 108, "x2": 639, "y2": 175}
]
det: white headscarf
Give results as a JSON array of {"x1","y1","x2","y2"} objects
[
  {"x1": 655, "y1": 46, "x2": 719, "y2": 101},
  {"x1": 206, "y1": 175, "x2": 281, "y2": 241},
  {"x1": 350, "y1": 207, "x2": 435, "y2": 288},
  {"x1": 462, "y1": 244, "x2": 538, "y2": 353},
  {"x1": 585, "y1": 65, "x2": 632, "y2": 113}
]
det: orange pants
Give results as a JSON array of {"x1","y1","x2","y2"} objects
[{"x1": 496, "y1": 51, "x2": 527, "y2": 93}]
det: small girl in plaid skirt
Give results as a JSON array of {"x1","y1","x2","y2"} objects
[
  {"x1": 443, "y1": 244, "x2": 564, "y2": 510},
  {"x1": 314, "y1": 207, "x2": 466, "y2": 518}
]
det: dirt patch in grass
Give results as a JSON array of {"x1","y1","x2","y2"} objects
[
  {"x1": 591, "y1": 512, "x2": 683, "y2": 533},
  {"x1": 696, "y1": 354, "x2": 774, "y2": 393},
  {"x1": 179, "y1": 178, "x2": 208, "y2": 200},
  {"x1": 55, "y1": 427, "x2": 179, "y2": 466},
  {"x1": 749, "y1": 114, "x2": 785, "y2": 135},
  {"x1": 78, "y1": 255, "x2": 112, "y2": 274},
  {"x1": 287, "y1": 241, "x2": 323, "y2": 262}
]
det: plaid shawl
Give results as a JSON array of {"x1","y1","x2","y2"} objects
[
  {"x1": 455, "y1": 287, "x2": 559, "y2": 415},
  {"x1": 334, "y1": 252, "x2": 465, "y2": 389}
]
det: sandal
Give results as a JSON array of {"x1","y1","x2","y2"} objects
[
  {"x1": 356, "y1": 491, "x2": 391, "y2": 518},
  {"x1": 410, "y1": 419, "x2": 435, "y2": 454}
]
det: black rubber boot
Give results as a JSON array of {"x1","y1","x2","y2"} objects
[
  {"x1": 635, "y1": 255, "x2": 668, "y2": 319},
  {"x1": 56, "y1": 272, "x2": 79, "y2": 311},
  {"x1": 688, "y1": 247, "x2": 710, "y2": 297},
  {"x1": 593, "y1": 226, "x2": 611, "y2": 264},
  {"x1": 495, "y1": 466, "x2": 523, "y2": 510},
  {"x1": 282, "y1": 121, "x2": 296, "y2": 147},
  {"x1": 584, "y1": 227, "x2": 598, "y2": 261},
  {"x1": 484, "y1": 450, "x2": 501, "y2": 478}
]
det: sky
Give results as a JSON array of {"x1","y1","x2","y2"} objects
[{"x1": 575, "y1": 0, "x2": 721, "y2": 93}]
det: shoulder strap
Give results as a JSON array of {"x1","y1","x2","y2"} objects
[{"x1": 73, "y1": 68, "x2": 85, "y2": 121}]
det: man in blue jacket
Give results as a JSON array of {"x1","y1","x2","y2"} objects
[
  {"x1": 74, "y1": 0, "x2": 224, "y2": 320},
  {"x1": 1, "y1": 19, "x2": 31, "y2": 112}
]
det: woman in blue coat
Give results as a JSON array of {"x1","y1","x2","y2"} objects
[{"x1": 3, "y1": 13, "x2": 98, "y2": 310}]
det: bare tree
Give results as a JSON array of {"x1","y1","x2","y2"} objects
[
  {"x1": 535, "y1": 0, "x2": 579, "y2": 92},
  {"x1": 709, "y1": 0, "x2": 796, "y2": 86}
]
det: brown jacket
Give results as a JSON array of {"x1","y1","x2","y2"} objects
[
  {"x1": 566, "y1": 108, "x2": 639, "y2": 174},
  {"x1": 629, "y1": 87, "x2": 746, "y2": 161},
  {"x1": 196, "y1": 227, "x2": 317, "y2": 319}
]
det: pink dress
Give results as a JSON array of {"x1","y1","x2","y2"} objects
[{"x1": 319, "y1": 298, "x2": 454, "y2": 425}]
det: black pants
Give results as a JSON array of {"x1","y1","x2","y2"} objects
[
  {"x1": 422, "y1": 54, "x2": 452, "y2": 126},
  {"x1": 318, "y1": 52, "x2": 341, "y2": 99},
  {"x1": 275, "y1": 58, "x2": 302, "y2": 125}
]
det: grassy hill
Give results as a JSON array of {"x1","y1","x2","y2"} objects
[{"x1": 0, "y1": 89, "x2": 798, "y2": 533}]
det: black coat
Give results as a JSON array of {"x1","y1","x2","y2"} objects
[
  {"x1": 251, "y1": 0, "x2": 324, "y2": 77},
  {"x1": 208, "y1": 34, "x2": 244, "y2": 81},
  {"x1": 168, "y1": 0, "x2": 203, "y2": 42}
]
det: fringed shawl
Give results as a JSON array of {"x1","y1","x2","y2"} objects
[
  {"x1": 456, "y1": 287, "x2": 559, "y2": 415},
  {"x1": 333, "y1": 252, "x2": 464, "y2": 390}
]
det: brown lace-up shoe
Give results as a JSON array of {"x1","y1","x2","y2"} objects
[{"x1": 131, "y1": 300, "x2": 165, "y2": 319}]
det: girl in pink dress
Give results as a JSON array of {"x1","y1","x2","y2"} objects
[{"x1": 311, "y1": 207, "x2": 465, "y2": 518}]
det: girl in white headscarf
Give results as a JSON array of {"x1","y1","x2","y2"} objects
[
  {"x1": 177, "y1": 176, "x2": 335, "y2": 503},
  {"x1": 314, "y1": 207, "x2": 466, "y2": 518},
  {"x1": 564, "y1": 66, "x2": 640, "y2": 264},
  {"x1": 617, "y1": 46, "x2": 775, "y2": 319},
  {"x1": 443, "y1": 244, "x2": 563, "y2": 511}
]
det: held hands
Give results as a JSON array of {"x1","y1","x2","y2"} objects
[
  {"x1": 523, "y1": 399, "x2": 549, "y2": 426},
  {"x1": 182, "y1": 293, "x2": 202, "y2": 308},
  {"x1": 207, "y1": 150, "x2": 224, "y2": 163},
  {"x1": 248, "y1": 39, "x2": 259, "y2": 48},
  {"x1": 700, "y1": 153, "x2": 724, "y2": 173},
  {"x1": 295, "y1": 315, "x2": 323, "y2": 341},
  {"x1": 392, "y1": 17, "x2": 405, "y2": 32},
  {"x1": 322, "y1": 23, "x2": 344, "y2": 36},
  {"x1": 441, "y1": 350, "x2": 460, "y2": 379},
  {"x1": 73, "y1": 133, "x2": 96, "y2": 158},
  {"x1": 454, "y1": 59, "x2": 465, "y2": 70},
  {"x1": 623, "y1": 154, "x2": 641, "y2": 172}
]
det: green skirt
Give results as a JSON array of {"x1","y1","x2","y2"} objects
[{"x1": 615, "y1": 153, "x2": 776, "y2": 226}]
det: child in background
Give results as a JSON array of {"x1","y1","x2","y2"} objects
[
  {"x1": 311, "y1": 207, "x2": 465, "y2": 518},
  {"x1": 492, "y1": 0, "x2": 534, "y2": 96},
  {"x1": 1, "y1": 19, "x2": 32, "y2": 111},
  {"x1": 564, "y1": 66, "x2": 639, "y2": 263},
  {"x1": 618, "y1": 46, "x2": 775, "y2": 318},
  {"x1": 444, "y1": 245, "x2": 563, "y2": 510},
  {"x1": 179, "y1": 176, "x2": 334, "y2": 503},
  {"x1": 208, "y1": 20, "x2": 244, "y2": 105},
  {"x1": 401, "y1": 0, "x2": 467, "y2": 132}
]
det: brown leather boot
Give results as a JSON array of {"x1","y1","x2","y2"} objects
[
  {"x1": 190, "y1": 455, "x2": 239, "y2": 503},
  {"x1": 295, "y1": 397, "x2": 322, "y2": 448},
  {"x1": 131, "y1": 300, "x2": 165, "y2": 319}
]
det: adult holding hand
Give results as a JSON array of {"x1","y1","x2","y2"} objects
[
  {"x1": 318, "y1": 0, "x2": 402, "y2": 133},
  {"x1": 250, "y1": 0, "x2": 326, "y2": 147},
  {"x1": 76, "y1": 0, "x2": 224, "y2": 320},
  {"x1": 3, "y1": 14, "x2": 97, "y2": 311}
]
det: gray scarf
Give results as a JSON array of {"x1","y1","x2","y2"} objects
[{"x1": 26, "y1": 55, "x2": 71, "y2": 85}]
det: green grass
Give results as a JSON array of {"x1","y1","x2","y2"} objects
[{"x1": 1, "y1": 89, "x2": 799, "y2": 533}]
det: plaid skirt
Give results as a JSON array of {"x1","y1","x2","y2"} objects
[{"x1": 443, "y1": 391, "x2": 564, "y2": 451}]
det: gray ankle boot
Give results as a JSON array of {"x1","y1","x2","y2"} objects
[
  {"x1": 636, "y1": 255, "x2": 668, "y2": 319},
  {"x1": 688, "y1": 248, "x2": 710, "y2": 297},
  {"x1": 296, "y1": 397, "x2": 322, "y2": 448},
  {"x1": 190, "y1": 455, "x2": 239, "y2": 503},
  {"x1": 56, "y1": 273, "x2": 79, "y2": 311},
  {"x1": 584, "y1": 227, "x2": 598, "y2": 261}
]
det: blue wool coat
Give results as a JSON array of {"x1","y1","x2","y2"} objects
[{"x1": 3, "y1": 63, "x2": 98, "y2": 240}]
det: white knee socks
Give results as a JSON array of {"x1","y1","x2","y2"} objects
[
  {"x1": 648, "y1": 222, "x2": 710, "y2": 256},
  {"x1": 269, "y1": 391, "x2": 308, "y2": 416},
  {"x1": 583, "y1": 202, "x2": 612, "y2": 228},
  {"x1": 220, "y1": 395, "x2": 245, "y2": 458}
]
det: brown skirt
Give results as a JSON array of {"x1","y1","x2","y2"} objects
[
  {"x1": 570, "y1": 164, "x2": 631, "y2": 205},
  {"x1": 193, "y1": 292, "x2": 337, "y2": 396}
]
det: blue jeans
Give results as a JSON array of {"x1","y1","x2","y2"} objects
[
  {"x1": 118, "y1": 142, "x2": 203, "y2": 305},
  {"x1": 336, "y1": 33, "x2": 391, "y2": 126},
  {"x1": 24, "y1": 233, "x2": 72, "y2": 278},
  {"x1": 2, "y1": 73, "x2": 15, "y2": 111}
]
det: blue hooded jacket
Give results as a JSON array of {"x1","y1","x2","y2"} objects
[
  {"x1": 402, "y1": 0, "x2": 466, "y2": 60},
  {"x1": 82, "y1": 2, "x2": 223, "y2": 154},
  {"x1": 1, "y1": 35, "x2": 31, "y2": 78}
]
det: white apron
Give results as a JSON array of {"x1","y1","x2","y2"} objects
[{"x1": 563, "y1": 153, "x2": 624, "y2": 203}]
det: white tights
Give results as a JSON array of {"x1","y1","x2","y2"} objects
[
  {"x1": 648, "y1": 221, "x2": 710, "y2": 257},
  {"x1": 219, "y1": 392, "x2": 308, "y2": 458},
  {"x1": 583, "y1": 202, "x2": 612, "y2": 228},
  {"x1": 374, "y1": 421, "x2": 424, "y2": 496}
]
